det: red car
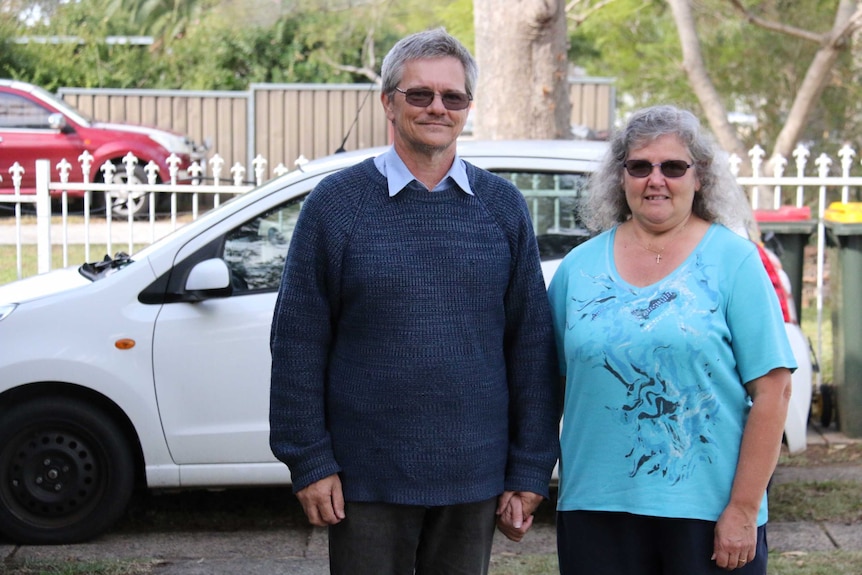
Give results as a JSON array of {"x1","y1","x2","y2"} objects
[{"x1": 0, "y1": 79, "x2": 206, "y2": 216}]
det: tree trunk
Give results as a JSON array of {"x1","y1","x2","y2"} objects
[
  {"x1": 666, "y1": 0, "x2": 749, "y2": 171},
  {"x1": 473, "y1": 0, "x2": 571, "y2": 139},
  {"x1": 771, "y1": 0, "x2": 861, "y2": 164}
]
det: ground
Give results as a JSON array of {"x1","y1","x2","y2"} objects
[{"x1": 779, "y1": 441, "x2": 862, "y2": 467}]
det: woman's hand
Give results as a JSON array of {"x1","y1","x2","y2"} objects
[{"x1": 712, "y1": 503, "x2": 757, "y2": 570}]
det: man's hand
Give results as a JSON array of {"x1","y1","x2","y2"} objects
[
  {"x1": 295, "y1": 474, "x2": 345, "y2": 526},
  {"x1": 495, "y1": 491, "x2": 544, "y2": 542}
]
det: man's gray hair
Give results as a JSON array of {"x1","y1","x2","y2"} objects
[{"x1": 380, "y1": 27, "x2": 478, "y2": 98}]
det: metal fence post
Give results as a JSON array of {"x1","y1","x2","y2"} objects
[{"x1": 35, "y1": 160, "x2": 53, "y2": 273}]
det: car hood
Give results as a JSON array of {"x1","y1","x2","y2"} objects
[
  {"x1": 0, "y1": 266, "x2": 90, "y2": 305},
  {"x1": 92, "y1": 121, "x2": 185, "y2": 139}
]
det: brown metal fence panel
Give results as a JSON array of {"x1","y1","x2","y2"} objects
[
  {"x1": 569, "y1": 78, "x2": 615, "y2": 139},
  {"x1": 58, "y1": 79, "x2": 613, "y2": 180},
  {"x1": 58, "y1": 87, "x2": 250, "y2": 178},
  {"x1": 251, "y1": 83, "x2": 389, "y2": 171}
]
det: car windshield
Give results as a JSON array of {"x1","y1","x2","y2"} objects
[
  {"x1": 494, "y1": 170, "x2": 592, "y2": 260},
  {"x1": 30, "y1": 84, "x2": 94, "y2": 125}
]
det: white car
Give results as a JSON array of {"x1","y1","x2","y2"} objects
[{"x1": 0, "y1": 140, "x2": 811, "y2": 545}]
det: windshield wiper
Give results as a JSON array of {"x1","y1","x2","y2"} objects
[{"x1": 79, "y1": 252, "x2": 134, "y2": 280}]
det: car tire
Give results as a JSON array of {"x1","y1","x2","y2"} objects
[
  {"x1": 99, "y1": 162, "x2": 161, "y2": 219},
  {"x1": 0, "y1": 397, "x2": 135, "y2": 544}
]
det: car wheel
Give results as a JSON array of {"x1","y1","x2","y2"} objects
[
  {"x1": 0, "y1": 397, "x2": 135, "y2": 544},
  {"x1": 101, "y1": 163, "x2": 160, "y2": 219}
]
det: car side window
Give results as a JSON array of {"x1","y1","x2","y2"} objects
[
  {"x1": 0, "y1": 92, "x2": 52, "y2": 129},
  {"x1": 222, "y1": 197, "x2": 304, "y2": 293},
  {"x1": 493, "y1": 170, "x2": 592, "y2": 260}
]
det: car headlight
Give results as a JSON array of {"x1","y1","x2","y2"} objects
[
  {"x1": 148, "y1": 131, "x2": 195, "y2": 156},
  {"x1": 0, "y1": 303, "x2": 17, "y2": 321}
]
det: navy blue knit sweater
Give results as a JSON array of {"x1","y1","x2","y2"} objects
[{"x1": 270, "y1": 157, "x2": 560, "y2": 505}]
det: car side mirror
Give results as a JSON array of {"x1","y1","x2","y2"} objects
[
  {"x1": 184, "y1": 258, "x2": 232, "y2": 300},
  {"x1": 47, "y1": 113, "x2": 72, "y2": 133}
]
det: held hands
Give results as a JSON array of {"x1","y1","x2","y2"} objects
[
  {"x1": 296, "y1": 474, "x2": 346, "y2": 526},
  {"x1": 495, "y1": 491, "x2": 544, "y2": 542},
  {"x1": 712, "y1": 503, "x2": 757, "y2": 570}
]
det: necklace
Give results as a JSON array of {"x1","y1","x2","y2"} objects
[{"x1": 631, "y1": 218, "x2": 690, "y2": 264}]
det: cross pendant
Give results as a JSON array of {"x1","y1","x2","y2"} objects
[{"x1": 655, "y1": 253, "x2": 662, "y2": 264}]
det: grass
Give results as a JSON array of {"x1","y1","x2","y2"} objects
[
  {"x1": 769, "y1": 481, "x2": 862, "y2": 523},
  {"x1": 0, "y1": 213, "x2": 189, "y2": 285},
  {"x1": 15, "y1": 551, "x2": 855, "y2": 575},
  {"x1": 5, "y1": 470, "x2": 860, "y2": 575},
  {"x1": 769, "y1": 552, "x2": 862, "y2": 575},
  {"x1": 1, "y1": 560, "x2": 157, "y2": 575},
  {"x1": 0, "y1": 244, "x2": 142, "y2": 284},
  {"x1": 491, "y1": 554, "x2": 559, "y2": 574},
  {"x1": 801, "y1": 304, "x2": 833, "y2": 386},
  {"x1": 8, "y1": 553, "x2": 862, "y2": 575},
  {"x1": 779, "y1": 443, "x2": 862, "y2": 467}
]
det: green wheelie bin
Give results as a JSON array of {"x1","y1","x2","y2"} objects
[
  {"x1": 755, "y1": 206, "x2": 816, "y2": 321},
  {"x1": 824, "y1": 202, "x2": 862, "y2": 437}
]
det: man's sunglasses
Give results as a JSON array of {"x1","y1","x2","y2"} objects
[
  {"x1": 394, "y1": 87, "x2": 472, "y2": 111},
  {"x1": 623, "y1": 160, "x2": 693, "y2": 178}
]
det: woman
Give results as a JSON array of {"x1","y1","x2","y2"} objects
[{"x1": 548, "y1": 105, "x2": 795, "y2": 574}]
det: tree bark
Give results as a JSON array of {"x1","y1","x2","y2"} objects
[
  {"x1": 666, "y1": 0, "x2": 749, "y2": 170},
  {"x1": 473, "y1": 0, "x2": 571, "y2": 139},
  {"x1": 770, "y1": 0, "x2": 862, "y2": 164}
]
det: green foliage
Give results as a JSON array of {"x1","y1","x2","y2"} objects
[
  {"x1": 690, "y1": 0, "x2": 859, "y2": 150},
  {"x1": 572, "y1": 0, "x2": 697, "y2": 111},
  {"x1": 0, "y1": 13, "x2": 33, "y2": 80},
  {"x1": 2, "y1": 0, "x2": 858, "y2": 150},
  {"x1": 430, "y1": 0, "x2": 473, "y2": 50},
  {"x1": 1, "y1": 0, "x2": 468, "y2": 90},
  {"x1": 569, "y1": 0, "x2": 859, "y2": 150}
]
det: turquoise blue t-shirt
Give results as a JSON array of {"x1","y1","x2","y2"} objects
[{"x1": 547, "y1": 223, "x2": 796, "y2": 526}]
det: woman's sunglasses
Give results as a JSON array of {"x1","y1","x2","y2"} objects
[
  {"x1": 623, "y1": 160, "x2": 693, "y2": 178},
  {"x1": 394, "y1": 87, "x2": 473, "y2": 111}
]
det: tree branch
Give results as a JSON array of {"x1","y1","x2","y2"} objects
[
  {"x1": 725, "y1": 0, "x2": 829, "y2": 44},
  {"x1": 828, "y1": 5, "x2": 862, "y2": 46},
  {"x1": 320, "y1": 27, "x2": 380, "y2": 83},
  {"x1": 566, "y1": 0, "x2": 618, "y2": 27}
]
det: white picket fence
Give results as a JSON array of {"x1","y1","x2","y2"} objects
[
  {"x1": 3, "y1": 142, "x2": 862, "y2": 388},
  {"x1": 1, "y1": 150, "x2": 301, "y2": 273},
  {"x1": 729, "y1": 143, "x2": 862, "y2": 392},
  {"x1": 3, "y1": 143, "x2": 859, "y2": 272}
]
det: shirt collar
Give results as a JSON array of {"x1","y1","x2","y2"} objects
[{"x1": 373, "y1": 146, "x2": 474, "y2": 197}]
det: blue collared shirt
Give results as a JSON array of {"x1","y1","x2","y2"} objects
[{"x1": 373, "y1": 146, "x2": 474, "y2": 197}]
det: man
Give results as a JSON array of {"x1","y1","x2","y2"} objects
[{"x1": 269, "y1": 27, "x2": 559, "y2": 575}]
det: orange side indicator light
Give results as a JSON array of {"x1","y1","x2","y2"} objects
[{"x1": 115, "y1": 339, "x2": 136, "y2": 350}]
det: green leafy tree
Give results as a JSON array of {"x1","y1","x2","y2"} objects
[
  {"x1": 569, "y1": 0, "x2": 862, "y2": 158},
  {"x1": 102, "y1": 0, "x2": 212, "y2": 50}
]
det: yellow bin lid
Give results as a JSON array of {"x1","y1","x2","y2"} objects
[{"x1": 824, "y1": 202, "x2": 862, "y2": 223}]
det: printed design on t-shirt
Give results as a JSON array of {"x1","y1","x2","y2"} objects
[
  {"x1": 631, "y1": 291, "x2": 678, "y2": 320},
  {"x1": 602, "y1": 349, "x2": 720, "y2": 484},
  {"x1": 568, "y1": 258, "x2": 722, "y2": 484}
]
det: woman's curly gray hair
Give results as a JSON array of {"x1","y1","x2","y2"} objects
[{"x1": 582, "y1": 105, "x2": 751, "y2": 233}]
